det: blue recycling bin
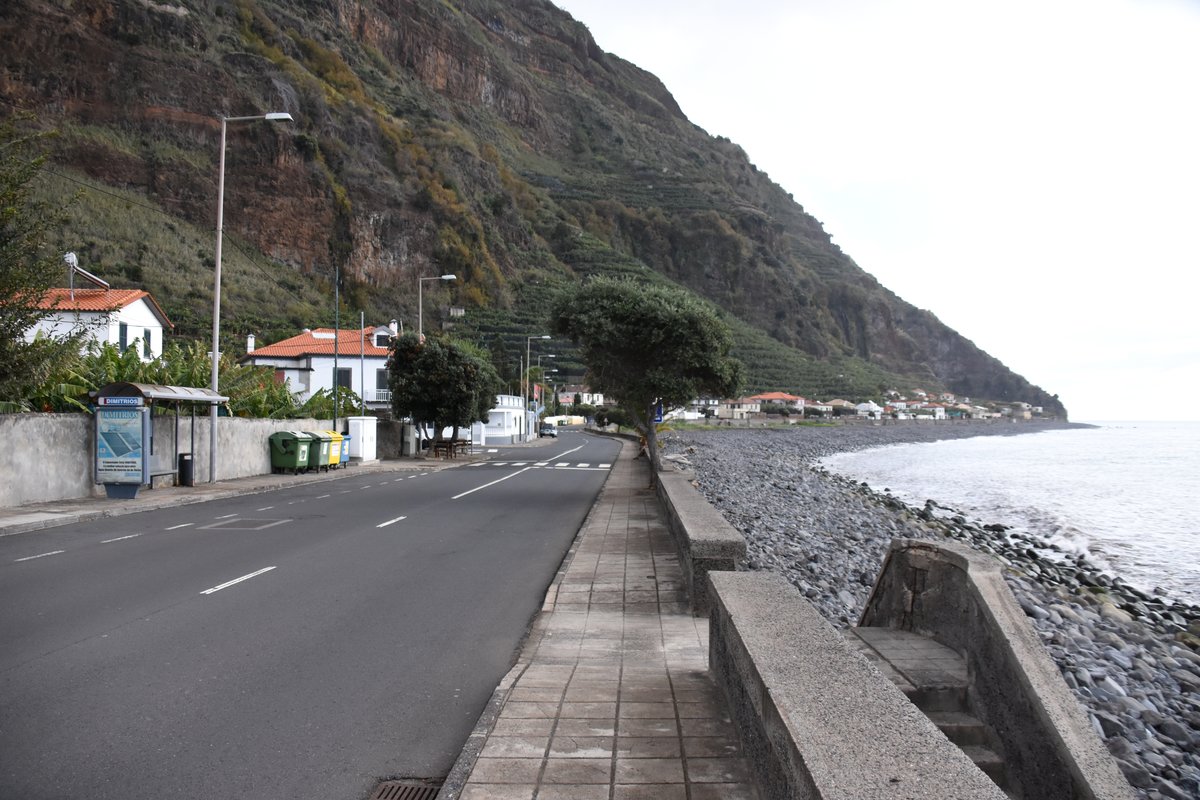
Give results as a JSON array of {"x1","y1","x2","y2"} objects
[{"x1": 339, "y1": 434, "x2": 351, "y2": 466}]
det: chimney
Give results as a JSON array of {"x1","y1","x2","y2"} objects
[
  {"x1": 389, "y1": 319, "x2": 399, "y2": 337},
  {"x1": 247, "y1": 334, "x2": 256, "y2": 353}
]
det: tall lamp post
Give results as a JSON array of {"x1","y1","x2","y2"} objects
[
  {"x1": 524, "y1": 335, "x2": 550, "y2": 411},
  {"x1": 535, "y1": 354, "x2": 556, "y2": 411},
  {"x1": 418, "y1": 274, "x2": 456, "y2": 341},
  {"x1": 210, "y1": 111, "x2": 292, "y2": 484}
]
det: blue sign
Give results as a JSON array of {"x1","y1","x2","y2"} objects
[
  {"x1": 98, "y1": 396, "x2": 143, "y2": 407},
  {"x1": 654, "y1": 402, "x2": 663, "y2": 423}
]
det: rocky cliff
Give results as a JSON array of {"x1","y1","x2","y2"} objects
[{"x1": 0, "y1": 0, "x2": 1065, "y2": 414}]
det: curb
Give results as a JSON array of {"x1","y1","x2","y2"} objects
[{"x1": 0, "y1": 459, "x2": 450, "y2": 537}]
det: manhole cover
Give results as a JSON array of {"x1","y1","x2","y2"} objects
[
  {"x1": 199, "y1": 518, "x2": 290, "y2": 531},
  {"x1": 369, "y1": 780, "x2": 442, "y2": 800}
]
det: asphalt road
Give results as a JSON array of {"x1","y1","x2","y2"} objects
[{"x1": 0, "y1": 431, "x2": 620, "y2": 800}]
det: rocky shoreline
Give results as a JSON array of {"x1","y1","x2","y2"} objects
[{"x1": 659, "y1": 420, "x2": 1199, "y2": 800}]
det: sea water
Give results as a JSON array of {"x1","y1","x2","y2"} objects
[{"x1": 819, "y1": 421, "x2": 1200, "y2": 606}]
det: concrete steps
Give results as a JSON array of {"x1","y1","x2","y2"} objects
[{"x1": 845, "y1": 626, "x2": 1016, "y2": 797}]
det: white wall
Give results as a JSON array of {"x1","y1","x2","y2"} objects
[
  {"x1": 27, "y1": 299, "x2": 166, "y2": 360},
  {"x1": 0, "y1": 413, "x2": 329, "y2": 508}
]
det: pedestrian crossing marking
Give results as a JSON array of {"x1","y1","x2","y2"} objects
[{"x1": 467, "y1": 460, "x2": 612, "y2": 470}]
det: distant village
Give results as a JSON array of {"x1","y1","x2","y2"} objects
[{"x1": 670, "y1": 390, "x2": 1050, "y2": 423}]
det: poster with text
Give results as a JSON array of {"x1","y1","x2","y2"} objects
[{"x1": 96, "y1": 408, "x2": 146, "y2": 484}]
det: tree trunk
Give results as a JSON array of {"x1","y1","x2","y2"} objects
[{"x1": 642, "y1": 399, "x2": 661, "y2": 488}]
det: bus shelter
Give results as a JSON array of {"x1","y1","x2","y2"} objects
[{"x1": 92, "y1": 382, "x2": 228, "y2": 497}]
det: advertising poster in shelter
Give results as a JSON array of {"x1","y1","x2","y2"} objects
[{"x1": 95, "y1": 404, "x2": 148, "y2": 484}]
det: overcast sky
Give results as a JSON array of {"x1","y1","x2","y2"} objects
[{"x1": 552, "y1": 0, "x2": 1200, "y2": 421}]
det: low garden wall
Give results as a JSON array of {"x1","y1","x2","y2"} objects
[{"x1": 0, "y1": 413, "x2": 327, "y2": 508}]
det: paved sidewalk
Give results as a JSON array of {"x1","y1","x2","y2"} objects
[
  {"x1": 0, "y1": 456, "x2": 452, "y2": 537},
  {"x1": 448, "y1": 439, "x2": 759, "y2": 800}
]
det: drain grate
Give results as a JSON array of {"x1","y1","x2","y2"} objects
[{"x1": 369, "y1": 779, "x2": 442, "y2": 800}]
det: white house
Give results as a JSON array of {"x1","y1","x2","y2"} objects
[
  {"x1": 242, "y1": 324, "x2": 397, "y2": 409},
  {"x1": 484, "y1": 394, "x2": 531, "y2": 444},
  {"x1": 746, "y1": 391, "x2": 806, "y2": 409},
  {"x1": 856, "y1": 401, "x2": 884, "y2": 419},
  {"x1": 805, "y1": 400, "x2": 833, "y2": 417},
  {"x1": 26, "y1": 287, "x2": 173, "y2": 361},
  {"x1": 557, "y1": 385, "x2": 606, "y2": 406},
  {"x1": 718, "y1": 397, "x2": 761, "y2": 420}
]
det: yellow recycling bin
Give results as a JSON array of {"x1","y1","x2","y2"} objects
[{"x1": 323, "y1": 430, "x2": 343, "y2": 469}]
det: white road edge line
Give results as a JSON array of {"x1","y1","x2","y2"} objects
[
  {"x1": 15, "y1": 550, "x2": 65, "y2": 562},
  {"x1": 102, "y1": 534, "x2": 142, "y2": 543},
  {"x1": 452, "y1": 466, "x2": 533, "y2": 500},
  {"x1": 377, "y1": 515, "x2": 408, "y2": 528},
  {"x1": 200, "y1": 566, "x2": 276, "y2": 595},
  {"x1": 166, "y1": 523, "x2": 193, "y2": 530}
]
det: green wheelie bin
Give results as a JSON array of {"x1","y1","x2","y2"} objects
[
  {"x1": 303, "y1": 430, "x2": 333, "y2": 472},
  {"x1": 269, "y1": 431, "x2": 311, "y2": 475}
]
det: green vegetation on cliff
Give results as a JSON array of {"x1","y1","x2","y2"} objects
[{"x1": 0, "y1": 0, "x2": 1065, "y2": 414}]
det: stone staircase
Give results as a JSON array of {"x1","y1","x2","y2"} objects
[{"x1": 844, "y1": 626, "x2": 1016, "y2": 797}]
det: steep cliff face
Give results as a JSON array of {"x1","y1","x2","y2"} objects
[{"x1": 0, "y1": 0, "x2": 1065, "y2": 414}]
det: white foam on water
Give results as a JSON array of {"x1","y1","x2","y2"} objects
[{"x1": 820, "y1": 421, "x2": 1200, "y2": 605}]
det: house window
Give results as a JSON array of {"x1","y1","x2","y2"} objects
[
  {"x1": 376, "y1": 369, "x2": 389, "y2": 390},
  {"x1": 118, "y1": 322, "x2": 128, "y2": 352},
  {"x1": 336, "y1": 368, "x2": 352, "y2": 390},
  {"x1": 375, "y1": 333, "x2": 390, "y2": 347}
]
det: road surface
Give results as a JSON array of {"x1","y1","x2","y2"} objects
[{"x1": 0, "y1": 431, "x2": 620, "y2": 799}]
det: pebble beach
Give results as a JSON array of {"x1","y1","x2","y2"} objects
[{"x1": 660, "y1": 421, "x2": 1200, "y2": 800}]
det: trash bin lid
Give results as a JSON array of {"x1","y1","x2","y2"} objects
[{"x1": 303, "y1": 430, "x2": 333, "y2": 441}]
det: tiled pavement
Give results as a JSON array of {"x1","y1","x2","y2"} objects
[{"x1": 453, "y1": 439, "x2": 760, "y2": 800}]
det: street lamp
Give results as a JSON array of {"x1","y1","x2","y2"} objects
[
  {"x1": 418, "y1": 274, "x2": 456, "y2": 341},
  {"x1": 524, "y1": 335, "x2": 550, "y2": 412},
  {"x1": 522, "y1": 335, "x2": 550, "y2": 442},
  {"x1": 210, "y1": 110, "x2": 292, "y2": 484}
]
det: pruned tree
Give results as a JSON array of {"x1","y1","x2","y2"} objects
[
  {"x1": 550, "y1": 278, "x2": 743, "y2": 480},
  {"x1": 387, "y1": 332, "x2": 502, "y2": 443}
]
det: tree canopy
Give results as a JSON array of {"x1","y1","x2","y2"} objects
[
  {"x1": 550, "y1": 278, "x2": 743, "y2": 475},
  {"x1": 387, "y1": 333, "x2": 502, "y2": 440},
  {"x1": 0, "y1": 118, "x2": 84, "y2": 408}
]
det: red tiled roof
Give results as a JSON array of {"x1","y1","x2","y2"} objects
[
  {"x1": 33, "y1": 288, "x2": 173, "y2": 328},
  {"x1": 248, "y1": 328, "x2": 391, "y2": 358},
  {"x1": 747, "y1": 391, "x2": 803, "y2": 402}
]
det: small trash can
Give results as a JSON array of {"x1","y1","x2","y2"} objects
[
  {"x1": 178, "y1": 453, "x2": 195, "y2": 487},
  {"x1": 303, "y1": 430, "x2": 333, "y2": 473},
  {"x1": 323, "y1": 430, "x2": 343, "y2": 469},
  {"x1": 338, "y1": 434, "x2": 351, "y2": 466},
  {"x1": 269, "y1": 431, "x2": 311, "y2": 474}
]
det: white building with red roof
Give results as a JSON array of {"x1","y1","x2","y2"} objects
[
  {"x1": 25, "y1": 287, "x2": 173, "y2": 361},
  {"x1": 242, "y1": 324, "x2": 398, "y2": 408},
  {"x1": 745, "y1": 391, "x2": 806, "y2": 409}
]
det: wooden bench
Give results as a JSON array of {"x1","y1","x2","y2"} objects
[{"x1": 431, "y1": 439, "x2": 472, "y2": 459}]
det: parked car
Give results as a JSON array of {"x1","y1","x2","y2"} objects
[{"x1": 539, "y1": 422, "x2": 558, "y2": 438}]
